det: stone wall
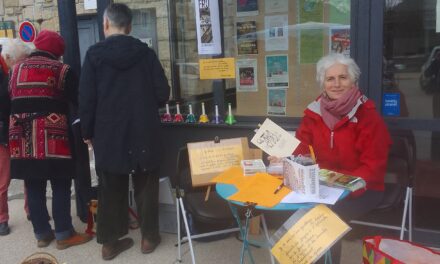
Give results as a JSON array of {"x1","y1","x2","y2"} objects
[{"x1": 0, "y1": 0, "x2": 172, "y2": 88}]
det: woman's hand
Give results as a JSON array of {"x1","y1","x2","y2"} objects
[{"x1": 267, "y1": 156, "x2": 283, "y2": 164}]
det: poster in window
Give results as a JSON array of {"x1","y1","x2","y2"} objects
[
  {"x1": 237, "y1": 0, "x2": 258, "y2": 17},
  {"x1": 237, "y1": 21, "x2": 258, "y2": 55},
  {"x1": 195, "y1": 0, "x2": 222, "y2": 55},
  {"x1": 266, "y1": 55, "x2": 289, "y2": 88},
  {"x1": 299, "y1": 0, "x2": 323, "y2": 23},
  {"x1": 264, "y1": 0, "x2": 288, "y2": 14},
  {"x1": 300, "y1": 29, "x2": 323, "y2": 64},
  {"x1": 236, "y1": 59, "x2": 258, "y2": 92},
  {"x1": 329, "y1": 26, "x2": 350, "y2": 57},
  {"x1": 329, "y1": 0, "x2": 350, "y2": 24},
  {"x1": 265, "y1": 15, "x2": 289, "y2": 51},
  {"x1": 267, "y1": 88, "x2": 287, "y2": 116}
]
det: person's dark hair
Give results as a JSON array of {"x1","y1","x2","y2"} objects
[{"x1": 104, "y1": 3, "x2": 132, "y2": 29}]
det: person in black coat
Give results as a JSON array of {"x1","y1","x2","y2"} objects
[{"x1": 79, "y1": 3, "x2": 170, "y2": 260}]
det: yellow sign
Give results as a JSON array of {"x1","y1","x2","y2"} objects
[
  {"x1": 271, "y1": 205, "x2": 351, "y2": 264},
  {"x1": 199, "y1": 58, "x2": 236, "y2": 79},
  {"x1": 188, "y1": 138, "x2": 247, "y2": 186}
]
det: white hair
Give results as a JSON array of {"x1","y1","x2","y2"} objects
[
  {"x1": 316, "y1": 53, "x2": 361, "y2": 89},
  {"x1": 1, "y1": 38, "x2": 33, "y2": 61}
]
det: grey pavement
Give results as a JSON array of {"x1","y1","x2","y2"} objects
[{"x1": 1, "y1": 195, "x2": 364, "y2": 264}]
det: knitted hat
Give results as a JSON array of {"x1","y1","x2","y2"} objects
[{"x1": 33, "y1": 30, "x2": 65, "y2": 58}]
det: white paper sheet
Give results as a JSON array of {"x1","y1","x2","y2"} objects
[
  {"x1": 281, "y1": 185, "x2": 345, "y2": 205},
  {"x1": 251, "y1": 118, "x2": 300, "y2": 157}
]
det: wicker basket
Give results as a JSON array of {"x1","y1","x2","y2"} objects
[{"x1": 21, "y1": 252, "x2": 58, "y2": 264}]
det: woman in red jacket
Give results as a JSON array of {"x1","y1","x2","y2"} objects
[{"x1": 273, "y1": 53, "x2": 392, "y2": 263}]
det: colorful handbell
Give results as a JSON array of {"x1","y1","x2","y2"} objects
[
  {"x1": 224, "y1": 103, "x2": 236, "y2": 125},
  {"x1": 211, "y1": 104, "x2": 223, "y2": 124},
  {"x1": 185, "y1": 104, "x2": 197, "y2": 123},
  {"x1": 199, "y1": 102, "x2": 209, "y2": 123},
  {"x1": 173, "y1": 103, "x2": 184, "y2": 123},
  {"x1": 161, "y1": 103, "x2": 172, "y2": 122}
]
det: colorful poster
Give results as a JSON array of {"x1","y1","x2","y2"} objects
[
  {"x1": 264, "y1": 0, "x2": 288, "y2": 14},
  {"x1": 237, "y1": 0, "x2": 258, "y2": 17},
  {"x1": 267, "y1": 89, "x2": 287, "y2": 116},
  {"x1": 236, "y1": 21, "x2": 258, "y2": 55},
  {"x1": 329, "y1": 0, "x2": 350, "y2": 24},
  {"x1": 266, "y1": 55, "x2": 289, "y2": 88},
  {"x1": 299, "y1": 0, "x2": 323, "y2": 23},
  {"x1": 300, "y1": 29, "x2": 323, "y2": 64},
  {"x1": 265, "y1": 15, "x2": 289, "y2": 51},
  {"x1": 195, "y1": 0, "x2": 222, "y2": 55},
  {"x1": 329, "y1": 26, "x2": 350, "y2": 57},
  {"x1": 236, "y1": 59, "x2": 258, "y2": 92}
]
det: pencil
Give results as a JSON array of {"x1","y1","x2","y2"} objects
[{"x1": 309, "y1": 145, "x2": 316, "y2": 164}]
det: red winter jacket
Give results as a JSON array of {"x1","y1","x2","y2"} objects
[{"x1": 294, "y1": 95, "x2": 392, "y2": 192}]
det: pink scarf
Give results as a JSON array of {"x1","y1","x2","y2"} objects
[{"x1": 320, "y1": 87, "x2": 362, "y2": 130}]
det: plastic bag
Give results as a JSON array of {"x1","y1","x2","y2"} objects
[{"x1": 363, "y1": 236, "x2": 440, "y2": 264}]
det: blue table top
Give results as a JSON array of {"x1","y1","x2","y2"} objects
[{"x1": 216, "y1": 183, "x2": 350, "y2": 211}]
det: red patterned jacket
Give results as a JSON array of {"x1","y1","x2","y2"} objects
[{"x1": 7, "y1": 51, "x2": 77, "y2": 180}]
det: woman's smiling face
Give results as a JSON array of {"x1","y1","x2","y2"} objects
[{"x1": 323, "y1": 63, "x2": 354, "y2": 100}]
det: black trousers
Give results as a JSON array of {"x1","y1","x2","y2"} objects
[
  {"x1": 95, "y1": 168, "x2": 160, "y2": 244},
  {"x1": 317, "y1": 190, "x2": 384, "y2": 263}
]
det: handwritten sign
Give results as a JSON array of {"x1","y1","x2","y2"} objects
[
  {"x1": 251, "y1": 118, "x2": 300, "y2": 157},
  {"x1": 199, "y1": 58, "x2": 236, "y2": 79},
  {"x1": 187, "y1": 138, "x2": 248, "y2": 186},
  {"x1": 271, "y1": 205, "x2": 351, "y2": 264}
]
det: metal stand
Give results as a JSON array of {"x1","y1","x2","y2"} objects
[
  {"x1": 229, "y1": 202, "x2": 275, "y2": 264},
  {"x1": 175, "y1": 187, "x2": 240, "y2": 264}
]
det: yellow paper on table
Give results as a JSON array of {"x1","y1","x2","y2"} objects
[
  {"x1": 271, "y1": 204, "x2": 351, "y2": 264},
  {"x1": 211, "y1": 166, "x2": 247, "y2": 186},
  {"x1": 227, "y1": 172, "x2": 291, "y2": 207}
]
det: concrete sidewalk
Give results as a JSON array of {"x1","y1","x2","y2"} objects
[{"x1": 1, "y1": 194, "x2": 364, "y2": 263}]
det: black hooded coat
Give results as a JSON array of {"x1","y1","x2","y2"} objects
[{"x1": 79, "y1": 35, "x2": 170, "y2": 174}]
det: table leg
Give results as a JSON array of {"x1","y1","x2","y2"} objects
[
  {"x1": 229, "y1": 203, "x2": 256, "y2": 264},
  {"x1": 324, "y1": 250, "x2": 332, "y2": 264}
]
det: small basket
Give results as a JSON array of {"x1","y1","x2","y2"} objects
[{"x1": 21, "y1": 252, "x2": 58, "y2": 264}]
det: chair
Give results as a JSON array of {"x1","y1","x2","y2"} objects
[
  {"x1": 174, "y1": 146, "x2": 240, "y2": 264},
  {"x1": 350, "y1": 135, "x2": 415, "y2": 241}
]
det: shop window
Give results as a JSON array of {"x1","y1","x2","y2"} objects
[{"x1": 172, "y1": 0, "x2": 351, "y2": 117}]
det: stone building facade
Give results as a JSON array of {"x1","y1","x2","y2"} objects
[{"x1": 0, "y1": 0, "x2": 172, "y2": 83}]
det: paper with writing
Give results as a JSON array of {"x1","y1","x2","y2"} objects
[
  {"x1": 280, "y1": 185, "x2": 345, "y2": 205},
  {"x1": 271, "y1": 205, "x2": 351, "y2": 264},
  {"x1": 188, "y1": 138, "x2": 246, "y2": 186},
  {"x1": 251, "y1": 118, "x2": 300, "y2": 157}
]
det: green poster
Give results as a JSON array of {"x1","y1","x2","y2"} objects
[
  {"x1": 300, "y1": 29, "x2": 324, "y2": 64},
  {"x1": 329, "y1": 0, "x2": 350, "y2": 24},
  {"x1": 299, "y1": 0, "x2": 323, "y2": 23}
]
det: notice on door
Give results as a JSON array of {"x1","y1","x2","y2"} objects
[{"x1": 199, "y1": 58, "x2": 236, "y2": 79}]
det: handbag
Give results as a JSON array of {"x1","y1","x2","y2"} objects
[{"x1": 363, "y1": 236, "x2": 440, "y2": 264}]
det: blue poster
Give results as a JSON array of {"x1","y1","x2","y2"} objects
[{"x1": 382, "y1": 93, "x2": 400, "y2": 116}]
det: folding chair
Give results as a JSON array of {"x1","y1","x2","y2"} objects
[
  {"x1": 350, "y1": 136, "x2": 415, "y2": 241},
  {"x1": 174, "y1": 146, "x2": 240, "y2": 264}
]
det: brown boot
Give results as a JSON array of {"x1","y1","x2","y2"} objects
[
  {"x1": 102, "y1": 238, "x2": 134, "y2": 260},
  {"x1": 141, "y1": 236, "x2": 161, "y2": 254},
  {"x1": 56, "y1": 232, "x2": 93, "y2": 250}
]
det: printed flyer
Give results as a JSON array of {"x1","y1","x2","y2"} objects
[
  {"x1": 267, "y1": 88, "x2": 287, "y2": 116},
  {"x1": 264, "y1": 0, "x2": 288, "y2": 14},
  {"x1": 237, "y1": 0, "x2": 258, "y2": 17},
  {"x1": 236, "y1": 59, "x2": 258, "y2": 92},
  {"x1": 236, "y1": 21, "x2": 258, "y2": 55},
  {"x1": 195, "y1": 0, "x2": 222, "y2": 55},
  {"x1": 266, "y1": 55, "x2": 289, "y2": 88},
  {"x1": 265, "y1": 15, "x2": 289, "y2": 51},
  {"x1": 329, "y1": 26, "x2": 350, "y2": 57}
]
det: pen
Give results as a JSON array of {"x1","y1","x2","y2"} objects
[
  {"x1": 309, "y1": 145, "x2": 316, "y2": 164},
  {"x1": 274, "y1": 182, "x2": 284, "y2": 194}
]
